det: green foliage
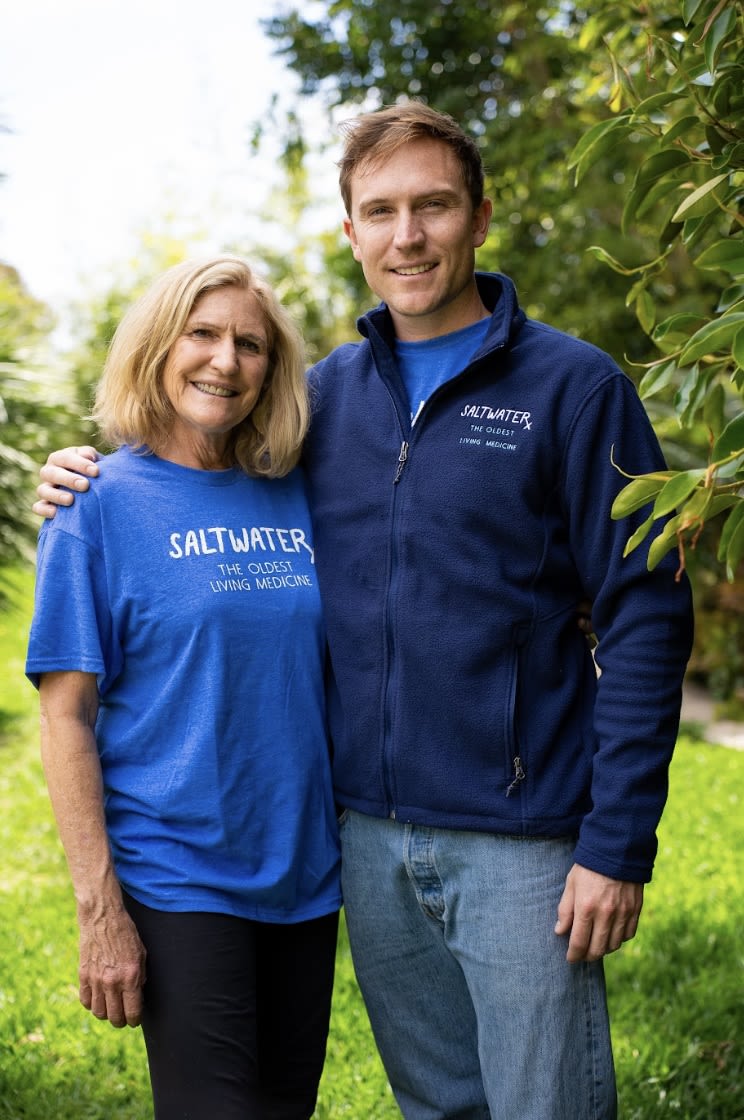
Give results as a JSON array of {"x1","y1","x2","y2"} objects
[
  {"x1": 232, "y1": 126, "x2": 366, "y2": 361},
  {"x1": 606, "y1": 731, "x2": 744, "y2": 1118},
  {"x1": 262, "y1": 0, "x2": 673, "y2": 364},
  {"x1": 0, "y1": 265, "x2": 79, "y2": 589},
  {"x1": 572, "y1": 1, "x2": 744, "y2": 580},
  {"x1": 65, "y1": 235, "x2": 191, "y2": 433},
  {"x1": 1, "y1": 567, "x2": 743, "y2": 1117}
]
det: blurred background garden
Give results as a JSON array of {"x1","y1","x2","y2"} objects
[{"x1": 1, "y1": 1, "x2": 743, "y2": 1116}]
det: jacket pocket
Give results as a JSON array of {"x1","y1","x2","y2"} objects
[{"x1": 504, "y1": 623, "x2": 530, "y2": 797}]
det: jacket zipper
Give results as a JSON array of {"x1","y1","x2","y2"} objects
[
  {"x1": 380, "y1": 381, "x2": 410, "y2": 819},
  {"x1": 394, "y1": 440, "x2": 409, "y2": 484},
  {"x1": 379, "y1": 338, "x2": 508, "y2": 817},
  {"x1": 506, "y1": 756, "x2": 526, "y2": 796}
]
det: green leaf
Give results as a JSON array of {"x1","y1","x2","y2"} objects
[
  {"x1": 671, "y1": 173, "x2": 729, "y2": 222},
  {"x1": 662, "y1": 115, "x2": 702, "y2": 145},
  {"x1": 636, "y1": 288, "x2": 656, "y2": 334},
  {"x1": 623, "y1": 513, "x2": 655, "y2": 557},
  {"x1": 704, "y1": 7, "x2": 737, "y2": 76},
  {"x1": 572, "y1": 124, "x2": 635, "y2": 185},
  {"x1": 611, "y1": 475, "x2": 672, "y2": 519},
  {"x1": 626, "y1": 177, "x2": 683, "y2": 231},
  {"x1": 678, "y1": 314, "x2": 744, "y2": 365},
  {"x1": 734, "y1": 326, "x2": 744, "y2": 370},
  {"x1": 631, "y1": 92, "x2": 685, "y2": 120},
  {"x1": 686, "y1": 369, "x2": 720, "y2": 429},
  {"x1": 652, "y1": 470, "x2": 707, "y2": 518},
  {"x1": 695, "y1": 239, "x2": 744, "y2": 275},
  {"x1": 683, "y1": 0, "x2": 710, "y2": 23},
  {"x1": 635, "y1": 149, "x2": 690, "y2": 186},
  {"x1": 626, "y1": 277, "x2": 647, "y2": 307},
  {"x1": 712, "y1": 413, "x2": 744, "y2": 462},
  {"x1": 674, "y1": 363, "x2": 713, "y2": 427},
  {"x1": 712, "y1": 140, "x2": 744, "y2": 171},
  {"x1": 623, "y1": 151, "x2": 690, "y2": 234},
  {"x1": 585, "y1": 245, "x2": 632, "y2": 274},
  {"x1": 707, "y1": 493, "x2": 741, "y2": 519},
  {"x1": 724, "y1": 511, "x2": 744, "y2": 580},
  {"x1": 639, "y1": 360, "x2": 679, "y2": 399},
  {"x1": 567, "y1": 114, "x2": 632, "y2": 171},
  {"x1": 703, "y1": 381, "x2": 726, "y2": 437},
  {"x1": 681, "y1": 210, "x2": 721, "y2": 252},
  {"x1": 705, "y1": 124, "x2": 728, "y2": 156},
  {"x1": 652, "y1": 313, "x2": 707, "y2": 349},
  {"x1": 647, "y1": 516, "x2": 682, "y2": 571},
  {"x1": 679, "y1": 486, "x2": 714, "y2": 525},
  {"x1": 717, "y1": 283, "x2": 744, "y2": 312},
  {"x1": 717, "y1": 501, "x2": 744, "y2": 579}
]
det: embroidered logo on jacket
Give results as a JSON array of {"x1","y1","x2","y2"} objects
[{"x1": 458, "y1": 404, "x2": 533, "y2": 451}]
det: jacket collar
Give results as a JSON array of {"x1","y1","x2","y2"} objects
[{"x1": 355, "y1": 272, "x2": 525, "y2": 356}]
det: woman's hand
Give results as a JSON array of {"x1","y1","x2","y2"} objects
[
  {"x1": 39, "y1": 671, "x2": 145, "y2": 1028},
  {"x1": 77, "y1": 899, "x2": 146, "y2": 1028}
]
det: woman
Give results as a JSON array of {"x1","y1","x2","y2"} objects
[{"x1": 25, "y1": 257, "x2": 341, "y2": 1120}]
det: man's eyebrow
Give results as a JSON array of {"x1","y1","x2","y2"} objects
[{"x1": 357, "y1": 187, "x2": 463, "y2": 210}]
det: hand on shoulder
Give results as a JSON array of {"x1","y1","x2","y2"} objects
[{"x1": 33, "y1": 446, "x2": 101, "y2": 519}]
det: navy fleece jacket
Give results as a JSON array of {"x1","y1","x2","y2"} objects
[{"x1": 303, "y1": 272, "x2": 693, "y2": 883}]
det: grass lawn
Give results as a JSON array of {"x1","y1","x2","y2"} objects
[{"x1": 1, "y1": 564, "x2": 742, "y2": 1118}]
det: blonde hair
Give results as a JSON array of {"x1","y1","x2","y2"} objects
[
  {"x1": 92, "y1": 256, "x2": 309, "y2": 478},
  {"x1": 338, "y1": 101, "x2": 485, "y2": 216}
]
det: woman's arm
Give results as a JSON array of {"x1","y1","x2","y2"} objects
[{"x1": 39, "y1": 671, "x2": 146, "y2": 1028}]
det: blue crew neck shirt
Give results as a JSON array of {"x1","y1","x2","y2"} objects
[{"x1": 395, "y1": 317, "x2": 490, "y2": 423}]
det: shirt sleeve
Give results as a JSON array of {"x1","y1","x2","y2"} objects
[
  {"x1": 561, "y1": 369, "x2": 694, "y2": 881},
  {"x1": 26, "y1": 520, "x2": 116, "y2": 691}
]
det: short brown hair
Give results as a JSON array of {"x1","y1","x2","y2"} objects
[
  {"x1": 92, "y1": 257, "x2": 309, "y2": 478},
  {"x1": 338, "y1": 101, "x2": 485, "y2": 215}
]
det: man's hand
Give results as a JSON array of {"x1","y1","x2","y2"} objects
[
  {"x1": 575, "y1": 598, "x2": 597, "y2": 649},
  {"x1": 77, "y1": 901, "x2": 146, "y2": 1029},
  {"x1": 33, "y1": 446, "x2": 100, "y2": 519},
  {"x1": 555, "y1": 864, "x2": 643, "y2": 963}
]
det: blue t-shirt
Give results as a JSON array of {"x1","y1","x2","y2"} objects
[
  {"x1": 396, "y1": 317, "x2": 490, "y2": 423},
  {"x1": 26, "y1": 447, "x2": 341, "y2": 922}
]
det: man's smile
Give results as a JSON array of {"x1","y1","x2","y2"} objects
[{"x1": 392, "y1": 263, "x2": 437, "y2": 276}]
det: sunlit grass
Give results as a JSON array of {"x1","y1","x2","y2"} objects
[{"x1": 1, "y1": 565, "x2": 741, "y2": 1118}]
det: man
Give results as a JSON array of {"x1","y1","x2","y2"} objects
[{"x1": 36, "y1": 102, "x2": 693, "y2": 1119}]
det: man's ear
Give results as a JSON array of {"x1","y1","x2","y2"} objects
[
  {"x1": 472, "y1": 198, "x2": 493, "y2": 249},
  {"x1": 343, "y1": 217, "x2": 363, "y2": 262}
]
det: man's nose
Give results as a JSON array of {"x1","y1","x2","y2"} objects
[{"x1": 393, "y1": 211, "x2": 425, "y2": 249}]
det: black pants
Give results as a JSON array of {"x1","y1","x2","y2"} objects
[{"x1": 124, "y1": 893, "x2": 339, "y2": 1120}]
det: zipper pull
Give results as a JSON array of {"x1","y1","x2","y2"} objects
[
  {"x1": 506, "y1": 756, "x2": 525, "y2": 797},
  {"x1": 394, "y1": 440, "x2": 409, "y2": 484}
]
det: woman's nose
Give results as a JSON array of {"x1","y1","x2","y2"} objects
[{"x1": 210, "y1": 337, "x2": 239, "y2": 373}]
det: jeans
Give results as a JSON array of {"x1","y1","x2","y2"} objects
[
  {"x1": 339, "y1": 811, "x2": 617, "y2": 1120},
  {"x1": 124, "y1": 894, "x2": 339, "y2": 1120}
]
